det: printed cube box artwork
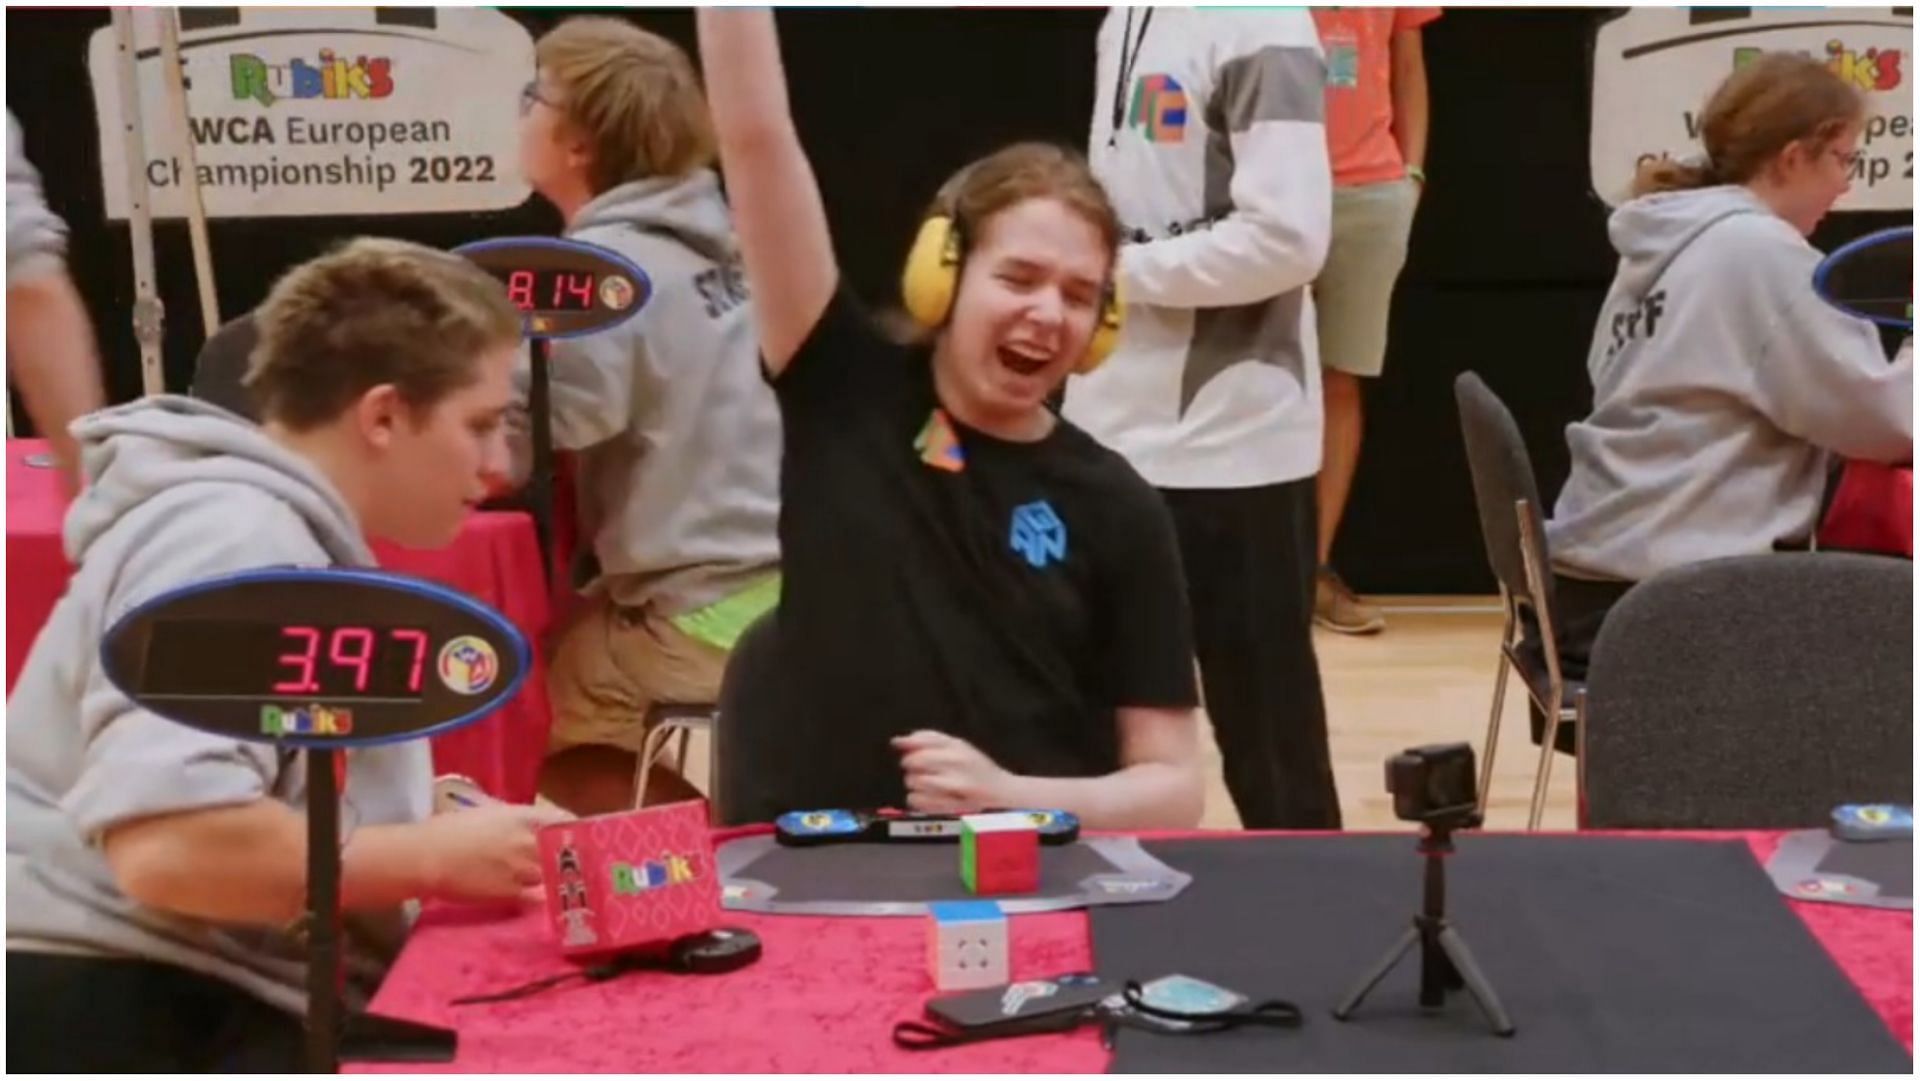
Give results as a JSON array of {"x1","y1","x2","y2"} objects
[
  {"x1": 539, "y1": 798, "x2": 720, "y2": 959},
  {"x1": 927, "y1": 900, "x2": 1009, "y2": 991},
  {"x1": 960, "y1": 812, "x2": 1040, "y2": 894}
]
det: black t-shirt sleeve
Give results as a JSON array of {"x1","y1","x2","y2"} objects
[
  {"x1": 1094, "y1": 477, "x2": 1201, "y2": 710},
  {"x1": 764, "y1": 280, "x2": 918, "y2": 419}
]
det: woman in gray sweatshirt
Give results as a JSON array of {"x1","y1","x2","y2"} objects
[{"x1": 1527, "y1": 53, "x2": 1910, "y2": 745}]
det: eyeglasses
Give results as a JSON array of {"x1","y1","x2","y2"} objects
[
  {"x1": 1827, "y1": 146, "x2": 1863, "y2": 170},
  {"x1": 519, "y1": 80, "x2": 561, "y2": 116}
]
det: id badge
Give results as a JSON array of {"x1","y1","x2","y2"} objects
[
  {"x1": 1105, "y1": 974, "x2": 1249, "y2": 1032},
  {"x1": 1324, "y1": 33, "x2": 1360, "y2": 89}
]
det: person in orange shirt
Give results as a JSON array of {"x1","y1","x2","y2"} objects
[{"x1": 1310, "y1": 7, "x2": 1439, "y2": 635}]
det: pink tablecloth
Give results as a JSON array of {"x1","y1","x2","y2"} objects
[
  {"x1": 352, "y1": 829, "x2": 1911, "y2": 1073},
  {"x1": 1820, "y1": 461, "x2": 1914, "y2": 558},
  {"x1": 5, "y1": 439, "x2": 556, "y2": 803}
]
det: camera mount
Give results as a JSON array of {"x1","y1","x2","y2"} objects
[{"x1": 1334, "y1": 747, "x2": 1515, "y2": 1037}]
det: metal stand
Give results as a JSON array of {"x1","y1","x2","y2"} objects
[
  {"x1": 526, "y1": 338, "x2": 556, "y2": 589},
  {"x1": 109, "y1": 7, "x2": 166, "y2": 396},
  {"x1": 1332, "y1": 822, "x2": 1515, "y2": 1037},
  {"x1": 305, "y1": 751, "x2": 457, "y2": 1072}
]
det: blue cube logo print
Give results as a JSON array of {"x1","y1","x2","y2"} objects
[{"x1": 1010, "y1": 500, "x2": 1068, "y2": 569}]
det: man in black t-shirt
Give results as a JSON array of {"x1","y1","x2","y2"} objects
[{"x1": 700, "y1": 10, "x2": 1204, "y2": 828}]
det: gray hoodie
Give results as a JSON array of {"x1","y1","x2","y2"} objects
[
  {"x1": 1549, "y1": 186, "x2": 1912, "y2": 582},
  {"x1": 7, "y1": 109, "x2": 66, "y2": 283},
  {"x1": 519, "y1": 169, "x2": 782, "y2": 615},
  {"x1": 6, "y1": 396, "x2": 430, "y2": 1015}
]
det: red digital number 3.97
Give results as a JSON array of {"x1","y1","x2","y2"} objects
[
  {"x1": 273, "y1": 626, "x2": 323, "y2": 694},
  {"x1": 275, "y1": 626, "x2": 430, "y2": 695}
]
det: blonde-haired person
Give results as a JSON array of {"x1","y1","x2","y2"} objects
[
  {"x1": 696, "y1": 9, "x2": 1205, "y2": 829},
  {"x1": 515, "y1": 16, "x2": 782, "y2": 816},
  {"x1": 7, "y1": 239, "x2": 566, "y2": 1071},
  {"x1": 1527, "y1": 53, "x2": 1912, "y2": 748}
]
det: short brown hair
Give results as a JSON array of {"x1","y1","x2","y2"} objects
[
  {"x1": 1634, "y1": 52, "x2": 1865, "y2": 197},
  {"x1": 935, "y1": 142, "x2": 1122, "y2": 266},
  {"x1": 537, "y1": 17, "x2": 716, "y2": 191},
  {"x1": 245, "y1": 238, "x2": 522, "y2": 431}
]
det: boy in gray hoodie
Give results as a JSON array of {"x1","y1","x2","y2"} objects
[
  {"x1": 514, "y1": 17, "x2": 782, "y2": 816},
  {"x1": 7, "y1": 239, "x2": 564, "y2": 1071},
  {"x1": 1528, "y1": 54, "x2": 1910, "y2": 748}
]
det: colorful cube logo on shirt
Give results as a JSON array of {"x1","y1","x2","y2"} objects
[
  {"x1": 1010, "y1": 500, "x2": 1068, "y2": 569},
  {"x1": 914, "y1": 408, "x2": 966, "y2": 473},
  {"x1": 1128, "y1": 73, "x2": 1188, "y2": 143}
]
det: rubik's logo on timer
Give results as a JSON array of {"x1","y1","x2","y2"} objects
[
  {"x1": 1010, "y1": 501, "x2": 1068, "y2": 569},
  {"x1": 1128, "y1": 74, "x2": 1188, "y2": 143},
  {"x1": 260, "y1": 703, "x2": 354, "y2": 736}
]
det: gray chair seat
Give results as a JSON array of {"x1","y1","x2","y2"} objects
[{"x1": 1581, "y1": 552, "x2": 1912, "y2": 829}]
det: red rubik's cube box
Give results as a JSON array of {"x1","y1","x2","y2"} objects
[{"x1": 538, "y1": 799, "x2": 720, "y2": 958}]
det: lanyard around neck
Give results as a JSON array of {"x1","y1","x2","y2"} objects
[{"x1": 1108, "y1": 8, "x2": 1156, "y2": 147}]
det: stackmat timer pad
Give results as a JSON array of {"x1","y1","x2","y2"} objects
[
  {"x1": 1092, "y1": 835, "x2": 1910, "y2": 1073},
  {"x1": 715, "y1": 835, "x2": 1189, "y2": 915}
]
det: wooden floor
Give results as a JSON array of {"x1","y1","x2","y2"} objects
[
  {"x1": 673, "y1": 597, "x2": 1578, "y2": 832},
  {"x1": 1200, "y1": 597, "x2": 1579, "y2": 832}
]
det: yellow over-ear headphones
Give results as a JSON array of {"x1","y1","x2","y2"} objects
[{"x1": 899, "y1": 213, "x2": 1125, "y2": 375}]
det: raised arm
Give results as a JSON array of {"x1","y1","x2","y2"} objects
[
  {"x1": 9, "y1": 112, "x2": 103, "y2": 493},
  {"x1": 697, "y1": 9, "x2": 837, "y2": 375}
]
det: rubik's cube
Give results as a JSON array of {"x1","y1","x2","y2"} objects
[{"x1": 960, "y1": 812, "x2": 1040, "y2": 894}]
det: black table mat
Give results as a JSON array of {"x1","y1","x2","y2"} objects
[{"x1": 1090, "y1": 835, "x2": 1910, "y2": 1073}]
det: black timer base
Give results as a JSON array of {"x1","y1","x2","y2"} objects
[{"x1": 336, "y1": 1011, "x2": 457, "y2": 1065}]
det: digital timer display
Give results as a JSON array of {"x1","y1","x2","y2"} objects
[
  {"x1": 142, "y1": 621, "x2": 431, "y2": 701},
  {"x1": 99, "y1": 567, "x2": 529, "y2": 748},
  {"x1": 453, "y1": 237, "x2": 651, "y2": 340}
]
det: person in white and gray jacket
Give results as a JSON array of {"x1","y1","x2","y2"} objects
[
  {"x1": 1065, "y1": 9, "x2": 1340, "y2": 829},
  {"x1": 1527, "y1": 53, "x2": 1911, "y2": 753},
  {"x1": 7, "y1": 109, "x2": 105, "y2": 494}
]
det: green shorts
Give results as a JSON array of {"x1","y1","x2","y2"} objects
[{"x1": 1314, "y1": 177, "x2": 1419, "y2": 378}]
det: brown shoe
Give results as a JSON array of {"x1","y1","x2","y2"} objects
[{"x1": 1315, "y1": 567, "x2": 1385, "y2": 635}]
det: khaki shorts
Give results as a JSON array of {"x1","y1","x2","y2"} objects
[
  {"x1": 546, "y1": 595, "x2": 729, "y2": 754},
  {"x1": 1315, "y1": 177, "x2": 1419, "y2": 378}
]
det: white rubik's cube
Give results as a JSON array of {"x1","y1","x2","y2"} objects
[{"x1": 926, "y1": 900, "x2": 1008, "y2": 990}]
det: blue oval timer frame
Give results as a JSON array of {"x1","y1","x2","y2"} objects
[
  {"x1": 100, "y1": 566, "x2": 531, "y2": 749},
  {"x1": 1813, "y1": 226, "x2": 1912, "y2": 331}
]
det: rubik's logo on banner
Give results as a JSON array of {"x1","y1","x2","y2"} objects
[{"x1": 914, "y1": 408, "x2": 966, "y2": 473}]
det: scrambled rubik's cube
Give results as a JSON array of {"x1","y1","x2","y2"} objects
[
  {"x1": 960, "y1": 812, "x2": 1040, "y2": 895},
  {"x1": 927, "y1": 900, "x2": 1008, "y2": 990}
]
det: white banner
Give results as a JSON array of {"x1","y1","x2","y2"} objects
[
  {"x1": 1591, "y1": 7, "x2": 1912, "y2": 211},
  {"x1": 88, "y1": 7, "x2": 533, "y2": 219}
]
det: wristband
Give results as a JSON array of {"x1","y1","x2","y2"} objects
[{"x1": 1406, "y1": 164, "x2": 1427, "y2": 185}]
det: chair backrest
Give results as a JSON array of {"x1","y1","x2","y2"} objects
[
  {"x1": 190, "y1": 313, "x2": 261, "y2": 422},
  {"x1": 711, "y1": 610, "x2": 781, "y2": 826},
  {"x1": 1582, "y1": 553, "x2": 1913, "y2": 829},
  {"x1": 1454, "y1": 372, "x2": 1557, "y2": 620}
]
